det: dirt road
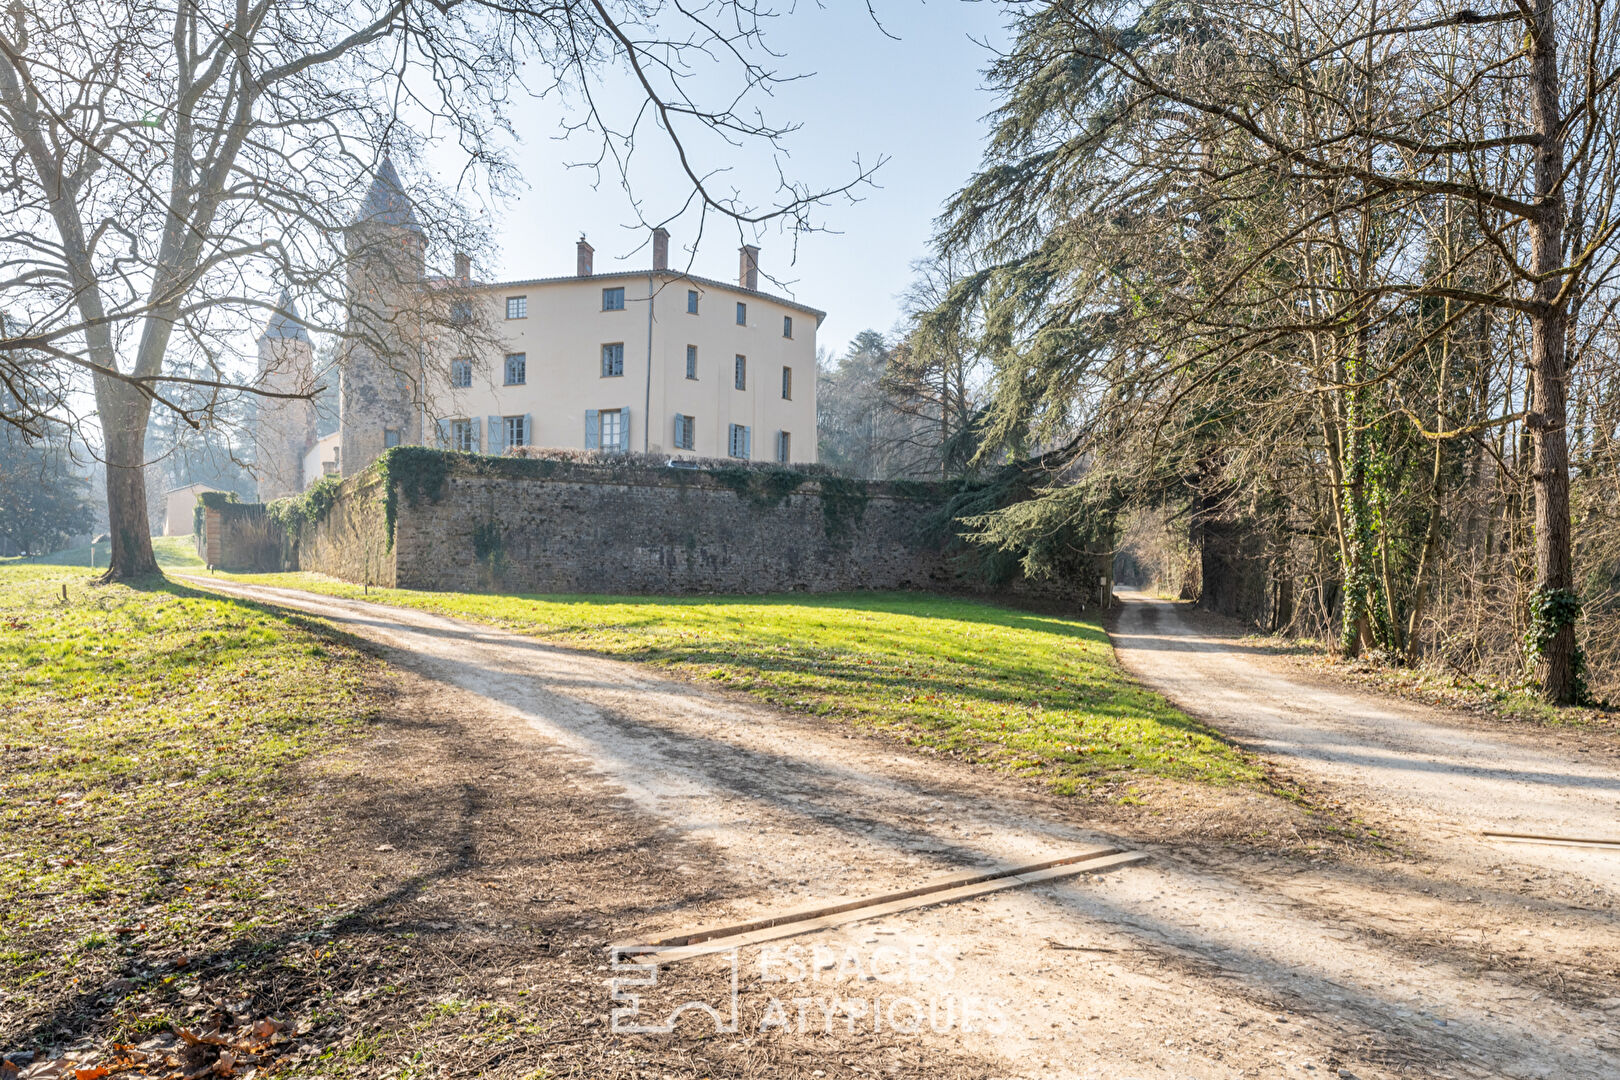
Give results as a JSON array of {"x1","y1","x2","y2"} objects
[
  {"x1": 186, "y1": 576, "x2": 1620, "y2": 1079},
  {"x1": 1112, "y1": 591, "x2": 1620, "y2": 893}
]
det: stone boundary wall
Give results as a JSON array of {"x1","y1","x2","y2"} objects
[
  {"x1": 293, "y1": 471, "x2": 396, "y2": 586},
  {"x1": 291, "y1": 451, "x2": 1106, "y2": 604}
]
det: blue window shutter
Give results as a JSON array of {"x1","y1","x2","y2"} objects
[
  {"x1": 620, "y1": 407, "x2": 631, "y2": 451},
  {"x1": 585, "y1": 409, "x2": 600, "y2": 449},
  {"x1": 471, "y1": 416, "x2": 482, "y2": 453},
  {"x1": 742, "y1": 426, "x2": 751, "y2": 459},
  {"x1": 523, "y1": 414, "x2": 533, "y2": 447},
  {"x1": 487, "y1": 415, "x2": 504, "y2": 455},
  {"x1": 436, "y1": 419, "x2": 450, "y2": 448}
]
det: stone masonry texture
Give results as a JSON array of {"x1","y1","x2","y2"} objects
[{"x1": 294, "y1": 452, "x2": 1103, "y2": 602}]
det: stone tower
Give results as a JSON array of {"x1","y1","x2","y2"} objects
[
  {"x1": 253, "y1": 290, "x2": 317, "y2": 501},
  {"x1": 339, "y1": 156, "x2": 425, "y2": 477}
]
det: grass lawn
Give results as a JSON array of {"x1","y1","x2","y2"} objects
[
  {"x1": 218, "y1": 573, "x2": 1262, "y2": 794},
  {"x1": 0, "y1": 562, "x2": 374, "y2": 1051},
  {"x1": 5, "y1": 535, "x2": 204, "y2": 570}
]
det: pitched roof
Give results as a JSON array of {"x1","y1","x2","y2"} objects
[
  {"x1": 355, "y1": 155, "x2": 421, "y2": 232},
  {"x1": 260, "y1": 289, "x2": 310, "y2": 343}
]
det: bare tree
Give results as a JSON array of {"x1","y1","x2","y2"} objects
[{"x1": 0, "y1": 0, "x2": 876, "y2": 579}]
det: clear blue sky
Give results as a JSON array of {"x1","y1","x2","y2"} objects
[{"x1": 433, "y1": 3, "x2": 1009, "y2": 360}]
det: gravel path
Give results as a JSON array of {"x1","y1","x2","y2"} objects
[
  {"x1": 1112, "y1": 590, "x2": 1620, "y2": 892},
  {"x1": 184, "y1": 576, "x2": 1620, "y2": 1079}
]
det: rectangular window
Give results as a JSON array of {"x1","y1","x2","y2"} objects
[
  {"x1": 686, "y1": 289, "x2": 699, "y2": 315},
  {"x1": 673, "y1": 413, "x2": 695, "y2": 451},
  {"x1": 450, "y1": 359, "x2": 472, "y2": 388},
  {"x1": 685, "y1": 344, "x2": 698, "y2": 380},
  {"x1": 783, "y1": 315, "x2": 793, "y2": 339},
  {"x1": 602, "y1": 287, "x2": 625, "y2": 311},
  {"x1": 450, "y1": 300, "x2": 472, "y2": 325},
  {"x1": 599, "y1": 409, "x2": 623, "y2": 451},
  {"x1": 734, "y1": 354, "x2": 746, "y2": 391},
  {"x1": 728, "y1": 423, "x2": 751, "y2": 460},
  {"x1": 776, "y1": 430, "x2": 791, "y2": 463},
  {"x1": 735, "y1": 301, "x2": 747, "y2": 326},
  {"x1": 451, "y1": 419, "x2": 475, "y2": 453},
  {"x1": 506, "y1": 296, "x2": 527, "y2": 320},
  {"x1": 504, "y1": 353, "x2": 526, "y2": 385},
  {"x1": 504, "y1": 415, "x2": 526, "y2": 448},
  {"x1": 384, "y1": 428, "x2": 401, "y2": 449},
  {"x1": 602, "y1": 342, "x2": 625, "y2": 377},
  {"x1": 781, "y1": 365, "x2": 792, "y2": 400}
]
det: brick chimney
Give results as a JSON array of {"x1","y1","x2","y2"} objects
[
  {"x1": 576, "y1": 238, "x2": 594, "y2": 277},
  {"x1": 652, "y1": 228, "x2": 670, "y2": 271},
  {"x1": 738, "y1": 244, "x2": 759, "y2": 291},
  {"x1": 453, "y1": 251, "x2": 471, "y2": 284}
]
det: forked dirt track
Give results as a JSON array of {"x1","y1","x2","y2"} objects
[{"x1": 185, "y1": 576, "x2": 1620, "y2": 1079}]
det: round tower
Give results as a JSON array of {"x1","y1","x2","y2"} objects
[
  {"x1": 339, "y1": 155, "x2": 426, "y2": 476},
  {"x1": 253, "y1": 290, "x2": 317, "y2": 501}
]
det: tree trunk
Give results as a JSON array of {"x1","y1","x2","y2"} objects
[
  {"x1": 96, "y1": 375, "x2": 159, "y2": 581},
  {"x1": 1527, "y1": 0, "x2": 1577, "y2": 703}
]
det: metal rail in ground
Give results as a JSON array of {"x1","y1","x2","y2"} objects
[
  {"x1": 612, "y1": 846, "x2": 1147, "y2": 965},
  {"x1": 1482, "y1": 830, "x2": 1620, "y2": 851}
]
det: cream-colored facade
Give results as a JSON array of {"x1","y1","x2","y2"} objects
[{"x1": 427, "y1": 252, "x2": 821, "y2": 464}]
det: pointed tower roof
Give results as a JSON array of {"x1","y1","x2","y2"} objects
[
  {"x1": 354, "y1": 155, "x2": 421, "y2": 232},
  {"x1": 261, "y1": 289, "x2": 310, "y2": 343}
]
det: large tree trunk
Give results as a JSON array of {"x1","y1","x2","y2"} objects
[
  {"x1": 1527, "y1": 0, "x2": 1578, "y2": 703},
  {"x1": 96, "y1": 375, "x2": 159, "y2": 581}
]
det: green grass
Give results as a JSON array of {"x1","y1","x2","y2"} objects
[
  {"x1": 0, "y1": 562, "x2": 373, "y2": 1026},
  {"x1": 10, "y1": 534, "x2": 204, "y2": 569},
  {"x1": 219, "y1": 573, "x2": 1262, "y2": 793}
]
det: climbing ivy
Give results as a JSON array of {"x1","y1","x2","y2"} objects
[
  {"x1": 1525, "y1": 587, "x2": 1589, "y2": 704},
  {"x1": 1338, "y1": 359, "x2": 1395, "y2": 656},
  {"x1": 817, "y1": 475, "x2": 870, "y2": 546},
  {"x1": 193, "y1": 490, "x2": 240, "y2": 537},
  {"x1": 375, "y1": 446, "x2": 453, "y2": 549},
  {"x1": 266, "y1": 475, "x2": 341, "y2": 531}
]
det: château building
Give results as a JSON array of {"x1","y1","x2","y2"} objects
[{"x1": 252, "y1": 160, "x2": 823, "y2": 496}]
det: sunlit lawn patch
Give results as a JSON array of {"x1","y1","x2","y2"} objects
[{"x1": 221, "y1": 573, "x2": 1260, "y2": 793}]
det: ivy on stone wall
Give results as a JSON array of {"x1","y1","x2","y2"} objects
[
  {"x1": 193, "y1": 490, "x2": 240, "y2": 538},
  {"x1": 266, "y1": 475, "x2": 342, "y2": 531},
  {"x1": 375, "y1": 446, "x2": 453, "y2": 550}
]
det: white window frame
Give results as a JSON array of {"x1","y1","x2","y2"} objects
[
  {"x1": 451, "y1": 419, "x2": 475, "y2": 453},
  {"x1": 602, "y1": 286, "x2": 626, "y2": 311},
  {"x1": 734, "y1": 354, "x2": 746, "y2": 391},
  {"x1": 728, "y1": 422, "x2": 751, "y2": 459},
  {"x1": 450, "y1": 359, "x2": 472, "y2": 388},
  {"x1": 506, "y1": 296, "x2": 527, "y2": 320},
  {"x1": 599, "y1": 408, "x2": 624, "y2": 451},
  {"x1": 685, "y1": 344, "x2": 698, "y2": 380},
  {"x1": 602, "y1": 342, "x2": 625, "y2": 377},
  {"x1": 504, "y1": 415, "x2": 527, "y2": 448},
  {"x1": 674, "y1": 413, "x2": 695, "y2": 451},
  {"x1": 504, "y1": 352, "x2": 526, "y2": 385}
]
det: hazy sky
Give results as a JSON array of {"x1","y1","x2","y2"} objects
[{"x1": 433, "y1": 3, "x2": 1010, "y2": 361}]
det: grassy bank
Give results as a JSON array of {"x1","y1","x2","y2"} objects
[
  {"x1": 0, "y1": 563, "x2": 374, "y2": 1049},
  {"x1": 218, "y1": 573, "x2": 1261, "y2": 793},
  {"x1": 5, "y1": 535, "x2": 204, "y2": 570}
]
